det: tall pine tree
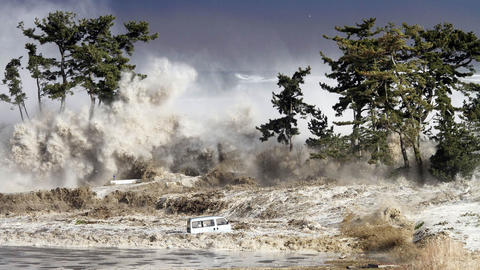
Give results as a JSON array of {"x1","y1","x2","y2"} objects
[
  {"x1": 18, "y1": 11, "x2": 82, "y2": 112},
  {"x1": 1, "y1": 57, "x2": 29, "y2": 121},
  {"x1": 25, "y1": 43, "x2": 55, "y2": 113},
  {"x1": 73, "y1": 15, "x2": 158, "y2": 118},
  {"x1": 257, "y1": 66, "x2": 313, "y2": 152},
  {"x1": 320, "y1": 18, "x2": 382, "y2": 158},
  {"x1": 19, "y1": 11, "x2": 158, "y2": 114}
]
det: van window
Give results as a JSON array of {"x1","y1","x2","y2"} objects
[
  {"x1": 192, "y1": 221, "x2": 202, "y2": 228},
  {"x1": 216, "y1": 218, "x2": 227, "y2": 225},
  {"x1": 203, "y1": 219, "x2": 215, "y2": 227}
]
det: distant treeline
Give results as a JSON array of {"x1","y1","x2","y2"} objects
[
  {"x1": 257, "y1": 18, "x2": 480, "y2": 182},
  {"x1": 1, "y1": 11, "x2": 157, "y2": 120}
]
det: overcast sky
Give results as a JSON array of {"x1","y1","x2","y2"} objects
[
  {"x1": 110, "y1": 0, "x2": 480, "y2": 72},
  {"x1": 0, "y1": 0, "x2": 479, "y2": 127}
]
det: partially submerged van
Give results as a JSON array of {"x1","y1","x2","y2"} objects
[{"x1": 187, "y1": 216, "x2": 232, "y2": 234}]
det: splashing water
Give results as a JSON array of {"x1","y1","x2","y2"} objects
[{"x1": 1, "y1": 58, "x2": 197, "y2": 192}]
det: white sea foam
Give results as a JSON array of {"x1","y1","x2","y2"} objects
[{"x1": 1, "y1": 58, "x2": 197, "y2": 192}]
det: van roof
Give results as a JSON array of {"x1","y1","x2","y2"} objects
[{"x1": 188, "y1": 216, "x2": 226, "y2": 221}]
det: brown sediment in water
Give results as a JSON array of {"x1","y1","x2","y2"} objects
[
  {"x1": 197, "y1": 168, "x2": 258, "y2": 187},
  {"x1": 339, "y1": 207, "x2": 480, "y2": 268},
  {"x1": 340, "y1": 207, "x2": 417, "y2": 262},
  {"x1": 404, "y1": 238, "x2": 480, "y2": 270},
  {"x1": 1, "y1": 174, "x2": 479, "y2": 264},
  {"x1": 0, "y1": 169, "x2": 255, "y2": 218},
  {"x1": 0, "y1": 187, "x2": 97, "y2": 214},
  {"x1": 0, "y1": 177, "x2": 357, "y2": 253},
  {"x1": 156, "y1": 191, "x2": 227, "y2": 215},
  {"x1": 0, "y1": 180, "x2": 193, "y2": 216}
]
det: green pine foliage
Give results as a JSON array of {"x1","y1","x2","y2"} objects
[
  {"x1": 430, "y1": 90, "x2": 480, "y2": 181},
  {"x1": 18, "y1": 11, "x2": 158, "y2": 114},
  {"x1": 423, "y1": 24, "x2": 480, "y2": 181},
  {"x1": 319, "y1": 18, "x2": 381, "y2": 158},
  {"x1": 72, "y1": 15, "x2": 157, "y2": 118},
  {"x1": 312, "y1": 18, "x2": 480, "y2": 181},
  {"x1": 1, "y1": 57, "x2": 29, "y2": 121},
  {"x1": 25, "y1": 43, "x2": 55, "y2": 113},
  {"x1": 256, "y1": 66, "x2": 314, "y2": 152},
  {"x1": 306, "y1": 107, "x2": 350, "y2": 160},
  {"x1": 18, "y1": 11, "x2": 82, "y2": 112}
]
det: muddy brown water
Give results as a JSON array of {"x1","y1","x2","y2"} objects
[{"x1": 0, "y1": 246, "x2": 334, "y2": 269}]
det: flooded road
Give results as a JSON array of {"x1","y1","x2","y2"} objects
[{"x1": 0, "y1": 246, "x2": 332, "y2": 269}]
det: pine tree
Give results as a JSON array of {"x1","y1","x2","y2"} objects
[
  {"x1": 24, "y1": 43, "x2": 55, "y2": 113},
  {"x1": 306, "y1": 107, "x2": 350, "y2": 160},
  {"x1": 320, "y1": 20, "x2": 479, "y2": 180},
  {"x1": 422, "y1": 24, "x2": 480, "y2": 180},
  {"x1": 73, "y1": 15, "x2": 158, "y2": 118},
  {"x1": 1, "y1": 57, "x2": 29, "y2": 121},
  {"x1": 18, "y1": 11, "x2": 82, "y2": 112},
  {"x1": 257, "y1": 66, "x2": 313, "y2": 152},
  {"x1": 19, "y1": 11, "x2": 158, "y2": 114},
  {"x1": 320, "y1": 18, "x2": 382, "y2": 158},
  {"x1": 361, "y1": 23, "x2": 432, "y2": 169},
  {"x1": 430, "y1": 88, "x2": 480, "y2": 181},
  {"x1": 463, "y1": 83, "x2": 480, "y2": 134}
]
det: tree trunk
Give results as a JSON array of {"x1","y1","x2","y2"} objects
[
  {"x1": 417, "y1": 134, "x2": 421, "y2": 151},
  {"x1": 59, "y1": 48, "x2": 67, "y2": 113},
  {"x1": 370, "y1": 103, "x2": 380, "y2": 158},
  {"x1": 289, "y1": 101, "x2": 293, "y2": 152},
  {"x1": 22, "y1": 102, "x2": 30, "y2": 120},
  {"x1": 18, "y1": 104, "x2": 24, "y2": 122},
  {"x1": 399, "y1": 133, "x2": 409, "y2": 168},
  {"x1": 36, "y1": 77, "x2": 42, "y2": 113},
  {"x1": 412, "y1": 145, "x2": 422, "y2": 166},
  {"x1": 89, "y1": 94, "x2": 96, "y2": 120},
  {"x1": 412, "y1": 141, "x2": 424, "y2": 182},
  {"x1": 352, "y1": 110, "x2": 357, "y2": 150},
  {"x1": 60, "y1": 96, "x2": 66, "y2": 112},
  {"x1": 352, "y1": 108, "x2": 361, "y2": 156}
]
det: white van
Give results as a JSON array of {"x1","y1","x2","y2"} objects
[{"x1": 187, "y1": 216, "x2": 232, "y2": 234}]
